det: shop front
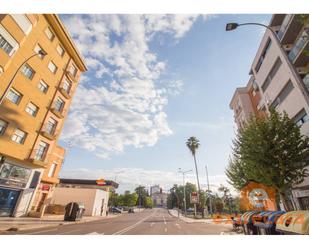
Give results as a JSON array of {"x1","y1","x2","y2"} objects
[
  {"x1": 293, "y1": 188, "x2": 309, "y2": 210},
  {"x1": 0, "y1": 160, "x2": 42, "y2": 217}
]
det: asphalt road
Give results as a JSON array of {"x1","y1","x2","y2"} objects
[{"x1": 10, "y1": 208, "x2": 234, "y2": 235}]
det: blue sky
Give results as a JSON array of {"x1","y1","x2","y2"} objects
[{"x1": 58, "y1": 14, "x2": 271, "y2": 193}]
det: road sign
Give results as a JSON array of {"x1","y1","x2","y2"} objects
[
  {"x1": 96, "y1": 179, "x2": 106, "y2": 186},
  {"x1": 190, "y1": 192, "x2": 199, "y2": 204}
]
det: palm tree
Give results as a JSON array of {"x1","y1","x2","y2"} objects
[{"x1": 186, "y1": 137, "x2": 201, "y2": 195}]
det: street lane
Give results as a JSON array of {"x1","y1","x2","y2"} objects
[{"x1": 10, "y1": 208, "x2": 233, "y2": 235}]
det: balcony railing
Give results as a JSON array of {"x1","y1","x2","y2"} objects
[
  {"x1": 288, "y1": 30, "x2": 309, "y2": 62},
  {"x1": 66, "y1": 69, "x2": 78, "y2": 82},
  {"x1": 59, "y1": 86, "x2": 72, "y2": 99},
  {"x1": 277, "y1": 14, "x2": 293, "y2": 40},
  {"x1": 29, "y1": 149, "x2": 50, "y2": 167},
  {"x1": 40, "y1": 123, "x2": 58, "y2": 140}
]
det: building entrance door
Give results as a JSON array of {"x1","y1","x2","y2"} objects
[
  {"x1": 0, "y1": 188, "x2": 21, "y2": 216},
  {"x1": 299, "y1": 196, "x2": 309, "y2": 210}
]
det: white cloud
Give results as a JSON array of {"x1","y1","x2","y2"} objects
[
  {"x1": 60, "y1": 14, "x2": 213, "y2": 158},
  {"x1": 60, "y1": 167, "x2": 234, "y2": 194}
]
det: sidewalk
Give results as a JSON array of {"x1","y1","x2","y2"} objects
[
  {"x1": 0, "y1": 213, "x2": 119, "y2": 234},
  {"x1": 168, "y1": 209, "x2": 232, "y2": 225}
]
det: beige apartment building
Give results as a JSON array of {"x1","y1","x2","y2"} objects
[
  {"x1": 230, "y1": 14, "x2": 309, "y2": 210},
  {"x1": 0, "y1": 14, "x2": 87, "y2": 217}
]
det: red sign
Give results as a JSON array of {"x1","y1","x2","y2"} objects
[
  {"x1": 41, "y1": 184, "x2": 50, "y2": 191},
  {"x1": 96, "y1": 179, "x2": 106, "y2": 186}
]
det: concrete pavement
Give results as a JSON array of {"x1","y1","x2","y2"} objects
[{"x1": 3, "y1": 208, "x2": 236, "y2": 235}]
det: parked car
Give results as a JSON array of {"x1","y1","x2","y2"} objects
[{"x1": 110, "y1": 207, "x2": 123, "y2": 213}]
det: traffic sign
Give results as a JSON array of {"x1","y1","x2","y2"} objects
[{"x1": 190, "y1": 192, "x2": 199, "y2": 204}]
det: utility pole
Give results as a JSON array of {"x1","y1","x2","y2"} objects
[
  {"x1": 205, "y1": 164, "x2": 213, "y2": 216},
  {"x1": 178, "y1": 168, "x2": 192, "y2": 217}
]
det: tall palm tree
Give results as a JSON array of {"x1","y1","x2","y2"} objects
[{"x1": 186, "y1": 137, "x2": 201, "y2": 194}]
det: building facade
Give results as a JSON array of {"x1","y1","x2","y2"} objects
[
  {"x1": 229, "y1": 14, "x2": 309, "y2": 210},
  {"x1": 0, "y1": 14, "x2": 86, "y2": 217}
]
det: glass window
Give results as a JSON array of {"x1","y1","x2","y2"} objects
[
  {"x1": 62, "y1": 79, "x2": 71, "y2": 93},
  {"x1": 288, "y1": 30, "x2": 309, "y2": 62},
  {"x1": 294, "y1": 109, "x2": 309, "y2": 127},
  {"x1": 45, "y1": 118, "x2": 57, "y2": 135},
  {"x1": 21, "y1": 64, "x2": 35, "y2": 79},
  {"x1": 271, "y1": 80, "x2": 294, "y2": 109},
  {"x1": 11, "y1": 129, "x2": 27, "y2": 144},
  {"x1": 0, "y1": 33, "x2": 13, "y2": 55},
  {"x1": 35, "y1": 141, "x2": 49, "y2": 161},
  {"x1": 6, "y1": 88, "x2": 22, "y2": 104},
  {"x1": 69, "y1": 64, "x2": 77, "y2": 77},
  {"x1": 25, "y1": 102, "x2": 38, "y2": 117},
  {"x1": 56, "y1": 44, "x2": 65, "y2": 56},
  {"x1": 48, "y1": 61, "x2": 58, "y2": 74},
  {"x1": 0, "y1": 119, "x2": 8, "y2": 135},
  {"x1": 48, "y1": 163, "x2": 57, "y2": 178},
  {"x1": 261, "y1": 57, "x2": 282, "y2": 92},
  {"x1": 255, "y1": 39, "x2": 272, "y2": 73},
  {"x1": 33, "y1": 44, "x2": 45, "y2": 59},
  {"x1": 38, "y1": 80, "x2": 49, "y2": 93},
  {"x1": 45, "y1": 27, "x2": 55, "y2": 41},
  {"x1": 0, "y1": 163, "x2": 31, "y2": 183},
  {"x1": 54, "y1": 97, "x2": 64, "y2": 112}
]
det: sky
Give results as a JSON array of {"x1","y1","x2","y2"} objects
[{"x1": 58, "y1": 14, "x2": 272, "y2": 194}]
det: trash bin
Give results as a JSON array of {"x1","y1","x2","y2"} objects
[
  {"x1": 64, "y1": 202, "x2": 85, "y2": 221},
  {"x1": 241, "y1": 211, "x2": 260, "y2": 235},
  {"x1": 253, "y1": 211, "x2": 285, "y2": 235},
  {"x1": 276, "y1": 211, "x2": 309, "y2": 235}
]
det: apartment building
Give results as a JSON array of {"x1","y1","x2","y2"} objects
[
  {"x1": 229, "y1": 14, "x2": 309, "y2": 210},
  {"x1": 0, "y1": 14, "x2": 87, "y2": 217}
]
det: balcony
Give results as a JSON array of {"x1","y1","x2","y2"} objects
[
  {"x1": 277, "y1": 15, "x2": 303, "y2": 45},
  {"x1": 40, "y1": 124, "x2": 58, "y2": 141},
  {"x1": 289, "y1": 30, "x2": 309, "y2": 67},
  {"x1": 66, "y1": 70, "x2": 78, "y2": 83},
  {"x1": 59, "y1": 86, "x2": 72, "y2": 99},
  {"x1": 29, "y1": 149, "x2": 49, "y2": 167},
  {"x1": 50, "y1": 106, "x2": 65, "y2": 119}
]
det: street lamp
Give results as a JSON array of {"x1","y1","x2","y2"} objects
[
  {"x1": 225, "y1": 21, "x2": 309, "y2": 108},
  {"x1": 0, "y1": 50, "x2": 47, "y2": 105},
  {"x1": 178, "y1": 168, "x2": 192, "y2": 217},
  {"x1": 205, "y1": 164, "x2": 213, "y2": 216}
]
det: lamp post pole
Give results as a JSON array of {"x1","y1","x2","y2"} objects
[
  {"x1": 205, "y1": 164, "x2": 213, "y2": 215},
  {"x1": 0, "y1": 50, "x2": 47, "y2": 105},
  {"x1": 178, "y1": 168, "x2": 192, "y2": 217},
  {"x1": 225, "y1": 21, "x2": 309, "y2": 108}
]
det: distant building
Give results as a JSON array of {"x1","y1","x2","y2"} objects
[
  {"x1": 49, "y1": 178, "x2": 119, "y2": 216},
  {"x1": 150, "y1": 185, "x2": 160, "y2": 195}
]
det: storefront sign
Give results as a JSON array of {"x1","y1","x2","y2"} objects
[
  {"x1": 41, "y1": 184, "x2": 50, "y2": 191},
  {"x1": 190, "y1": 192, "x2": 199, "y2": 204},
  {"x1": 96, "y1": 179, "x2": 106, "y2": 186}
]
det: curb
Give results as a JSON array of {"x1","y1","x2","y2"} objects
[{"x1": 0, "y1": 213, "x2": 121, "y2": 234}]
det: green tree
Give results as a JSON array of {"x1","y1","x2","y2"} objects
[
  {"x1": 218, "y1": 185, "x2": 233, "y2": 213},
  {"x1": 226, "y1": 109, "x2": 309, "y2": 211},
  {"x1": 145, "y1": 196, "x2": 154, "y2": 208}
]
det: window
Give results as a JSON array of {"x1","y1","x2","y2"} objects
[
  {"x1": 271, "y1": 80, "x2": 294, "y2": 109},
  {"x1": 11, "y1": 14, "x2": 32, "y2": 35},
  {"x1": 35, "y1": 141, "x2": 49, "y2": 161},
  {"x1": 261, "y1": 57, "x2": 282, "y2": 92},
  {"x1": 56, "y1": 44, "x2": 65, "y2": 56},
  {"x1": 48, "y1": 163, "x2": 57, "y2": 178},
  {"x1": 0, "y1": 33, "x2": 13, "y2": 55},
  {"x1": 288, "y1": 29, "x2": 309, "y2": 62},
  {"x1": 54, "y1": 97, "x2": 64, "y2": 112},
  {"x1": 21, "y1": 64, "x2": 35, "y2": 79},
  {"x1": 48, "y1": 61, "x2": 58, "y2": 74},
  {"x1": 25, "y1": 102, "x2": 38, "y2": 117},
  {"x1": 34, "y1": 44, "x2": 45, "y2": 59},
  {"x1": 11, "y1": 129, "x2": 27, "y2": 144},
  {"x1": 294, "y1": 109, "x2": 309, "y2": 127},
  {"x1": 38, "y1": 80, "x2": 49, "y2": 93},
  {"x1": 45, "y1": 27, "x2": 55, "y2": 41},
  {"x1": 45, "y1": 118, "x2": 57, "y2": 135},
  {"x1": 0, "y1": 119, "x2": 8, "y2": 135},
  {"x1": 69, "y1": 64, "x2": 77, "y2": 77},
  {"x1": 6, "y1": 88, "x2": 22, "y2": 104},
  {"x1": 62, "y1": 79, "x2": 71, "y2": 94},
  {"x1": 277, "y1": 14, "x2": 292, "y2": 40},
  {"x1": 255, "y1": 39, "x2": 272, "y2": 73},
  {"x1": 0, "y1": 162, "x2": 31, "y2": 183}
]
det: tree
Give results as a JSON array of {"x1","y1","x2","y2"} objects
[
  {"x1": 135, "y1": 185, "x2": 150, "y2": 208},
  {"x1": 145, "y1": 196, "x2": 154, "y2": 208},
  {"x1": 218, "y1": 185, "x2": 233, "y2": 213},
  {"x1": 226, "y1": 109, "x2": 309, "y2": 211}
]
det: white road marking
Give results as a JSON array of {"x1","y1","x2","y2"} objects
[
  {"x1": 112, "y1": 209, "x2": 157, "y2": 235},
  {"x1": 28, "y1": 228, "x2": 58, "y2": 235},
  {"x1": 175, "y1": 223, "x2": 181, "y2": 229},
  {"x1": 150, "y1": 222, "x2": 155, "y2": 227},
  {"x1": 86, "y1": 232, "x2": 104, "y2": 235},
  {"x1": 165, "y1": 228, "x2": 167, "y2": 232},
  {"x1": 163, "y1": 216, "x2": 167, "y2": 225}
]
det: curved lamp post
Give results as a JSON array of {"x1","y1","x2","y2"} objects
[
  {"x1": 178, "y1": 168, "x2": 192, "y2": 217},
  {"x1": 0, "y1": 50, "x2": 47, "y2": 105},
  {"x1": 225, "y1": 21, "x2": 309, "y2": 108}
]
